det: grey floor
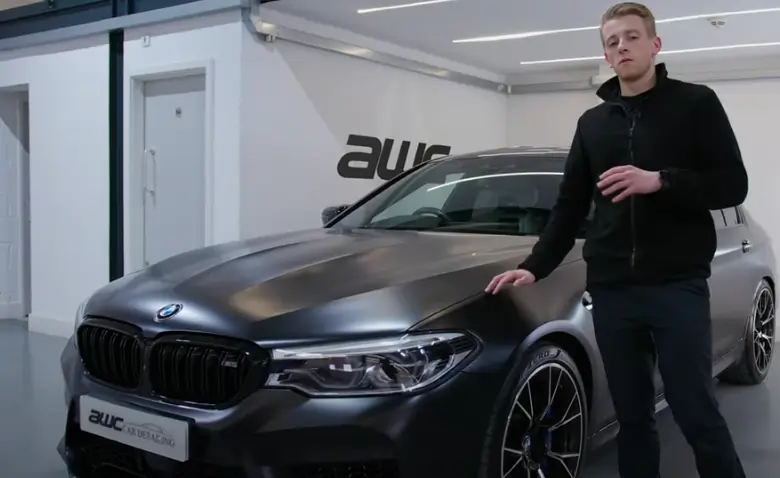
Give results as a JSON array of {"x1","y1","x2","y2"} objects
[{"x1": 1, "y1": 320, "x2": 778, "y2": 478}]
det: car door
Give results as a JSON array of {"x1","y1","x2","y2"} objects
[{"x1": 707, "y1": 207, "x2": 755, "y2": 359}]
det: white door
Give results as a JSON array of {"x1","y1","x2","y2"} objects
[
  {"x1": 142, "y1": 75, "x2": 206, "y2": 267},
  {"x1": 0, "y1": 92, "x2": 30, "y2": 320}
]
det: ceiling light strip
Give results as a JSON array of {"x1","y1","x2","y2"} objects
[
  {"x1": 519, "y1": 41, "x2": 780, "y2": 66},
  {"x1": 454, "y1": 7, "x2": 780, "y2": 43},
  {"x1": 455, "y1": 25, "x2": 598, "y2": 43},
  {"x1": 358, "y1": 0, "x2": 456, "y2": 14}
]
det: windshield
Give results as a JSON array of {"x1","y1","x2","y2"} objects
[{"x1": 334, "y1": 154, "x2": 587, "y2": 237}]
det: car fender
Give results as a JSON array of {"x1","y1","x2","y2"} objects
[
  {"x1": 515, "y1": 318, "x2": 595, "y2": 361},
  {"x1": 491, "y1": 305, "x2": 602, "y2": 407}
]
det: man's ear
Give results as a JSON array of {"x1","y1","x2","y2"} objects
[{"x1": 652, "y1": 36, "x2": 662, "y2": 55}]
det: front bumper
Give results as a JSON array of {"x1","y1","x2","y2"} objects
[{"x1": 59, "y1": 338, "x2": 505, "y2": 478}]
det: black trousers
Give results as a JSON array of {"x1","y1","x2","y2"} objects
[{"x1": 590, "y1": 278, "x2": 745, "y2": 478}]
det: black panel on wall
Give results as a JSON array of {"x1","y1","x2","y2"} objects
[
  {"x1": 0, "y1": 0, "x2": 112, "y2": 40},
  {"x1": 128, "y1": 0, "x2": 202, "y2": 14},
  {"x1": 108, "y1": 28, "x2": 124, "y2": 280}
]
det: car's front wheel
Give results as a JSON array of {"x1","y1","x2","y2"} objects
[
  {"x1": 718, "y1": 279, "x2": 775, "y2": 385},
  {"x1": 480, "y1": 342, "x2": 588, "y2": 478}
]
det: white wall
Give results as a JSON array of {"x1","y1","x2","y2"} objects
[
  {"x1": 507, "y1": 90, "x2": 600, "y2": 148},
  {"x1": 238, "y1": 31, "x2": 509, "y2": 238},
  {"x1": 0, "y1": 37, "x2": 110, "y2": 337},
  {"x1": 507, "y1": 78, "x2": 780, "y2": 275}
]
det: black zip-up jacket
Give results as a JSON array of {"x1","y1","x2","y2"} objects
[{"x1": 519, "y1": 63, "x2": 748, "y2": 286}]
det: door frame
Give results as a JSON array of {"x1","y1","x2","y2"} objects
[
  {"x1": 16, "y1": 93, "x2": 30, "y2": 319},
  {"x1": 124, "y1": 60, "x2": 215, "y2": 273}
]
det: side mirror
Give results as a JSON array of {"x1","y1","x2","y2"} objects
[{"x1": 321, "y1": 204, "x2": 350, "y2": 225}]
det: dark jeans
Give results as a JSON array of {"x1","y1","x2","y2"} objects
[{"x1": 590, "y1": 278, "x2": 745, "y2": 478}]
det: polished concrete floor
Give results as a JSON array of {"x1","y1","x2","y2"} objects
[{"x1": 1, "y1": 319, "x2": 778, "y2": 477}]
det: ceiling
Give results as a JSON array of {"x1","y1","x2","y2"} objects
[{"x1": 263, "y1": 0, "x2": 780, "y2": 76}]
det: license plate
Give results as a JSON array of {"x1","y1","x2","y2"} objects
[{"x1": 79, "y1": 395, "x2": 190, "y2": 462}]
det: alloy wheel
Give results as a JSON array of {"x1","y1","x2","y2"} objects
[
  {"x1": 500, "y1": 362, "x2": 585, "y2": 478},
  {"x1": 753, "y1": 285, "x2": 775, "y2": 375}
]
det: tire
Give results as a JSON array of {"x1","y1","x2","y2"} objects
[
  {"x1": 479, "y1": 342, "x2": 589, "y2": 478},
  {"x1": 718, "y1": 279, "x2": 776, "y2": 385}
]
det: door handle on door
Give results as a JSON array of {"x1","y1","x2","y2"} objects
[
  {"x1": 582, "y1": 291, "x2": 593, "y2": 311},
  {"x1": 742, "y1": 240, "x2": 752, "y2": 253},
  {"x1": 143, "y1": 148, "x2": 157, "y2": 205}
]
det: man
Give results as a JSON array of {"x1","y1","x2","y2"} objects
[{"x1": 485, "y1": 3, "x2": 748, "y2": 478}]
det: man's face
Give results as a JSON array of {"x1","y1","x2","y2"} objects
[{"x1": 601, "y1": 14, "x2": 661, "y2": 81}]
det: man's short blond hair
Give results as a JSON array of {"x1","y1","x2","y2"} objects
[{"x1": 601, "y1": 2, "x2": 657, "y2": 38}]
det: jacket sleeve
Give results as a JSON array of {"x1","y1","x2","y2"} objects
[
  {"x1": 656, "y1": 87, "x2": 748, "y2": 210},
  {"x1": 518, "y1": 118, "x2": 595, "y2": 281}
]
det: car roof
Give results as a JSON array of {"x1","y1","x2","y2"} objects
[{"x1": 439, "y1": 145, "x2": 570, "y2": 172}]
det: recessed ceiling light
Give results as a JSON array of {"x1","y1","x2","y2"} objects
[
  {"x1": 454, "y1": 7, "x2": 780, "y2": 43},
  {"x1": 358, "y1": 0, "x2": 456, "y2": 14},
  {"x1": 518, "y1": 41, "x2": 780, "y2": 65}
]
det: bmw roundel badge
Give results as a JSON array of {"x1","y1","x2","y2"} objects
[{"x1": 155, "y1": 303, "x2": 183, "y2": 322}]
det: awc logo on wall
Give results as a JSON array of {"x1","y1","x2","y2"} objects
[{"x1": 337, "y1": 134, "x2": 452, "y2": 181}]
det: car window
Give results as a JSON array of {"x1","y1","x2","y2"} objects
[
  {"x1": 711, "y1": 210, "x2": 727, "y2": 229},
  {"x1": 335, "y1": 154, "x2": 576, "y2": 237},
  {"x1": 722, "y1": 207, "x2": 741, "y2": 227},
  {"x1": 371, "y1": 173, "x2": 464, "y2": 223}
]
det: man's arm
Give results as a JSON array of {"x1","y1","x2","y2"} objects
[
  {"x1": 656, "y1": 87, "x2": 748, "y2": 210},
  {"x1": 519, "y1": 118, "x2": 595, "y2": 280}
]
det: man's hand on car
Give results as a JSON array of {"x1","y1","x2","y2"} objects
[{"x1": 485, "y1": 269, "x2": 536, "y2": 295}]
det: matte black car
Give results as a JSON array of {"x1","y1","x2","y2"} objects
[{"x1": 59, "y1": 146, "x2": 776, "y2": 478}]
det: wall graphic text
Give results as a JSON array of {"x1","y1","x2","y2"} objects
[{"x1": 337, "y1": 134, "x2": 452, "y2": 180}]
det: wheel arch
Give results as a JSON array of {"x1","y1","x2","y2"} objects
[
  {"x1": 738, "y1": 275, "x2": 775, "y2": 343},
  {"x1": 513, "y1": 320, "x2": 597, "y2": 415},
  {"x1": 762, "y1": 275, "x2": 774, "y2": 296}
]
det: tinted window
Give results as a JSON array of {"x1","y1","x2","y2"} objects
[
  {"x1": 722, "y1": 207, "x2": 741, "y2": 227},
  {"x1": 336, "y1": 155, "x2": 577, "y2": 237},
  {"x1": 370, "y1": 173, "x2": 465, "y2": 223}
]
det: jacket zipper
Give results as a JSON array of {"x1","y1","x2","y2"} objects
[{"x1": 628, "y1": 113, "x2": 637, "y2": 273}]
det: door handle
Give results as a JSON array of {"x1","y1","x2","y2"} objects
[
  {"x1": 143, "y1": 148, "x2": 157, "y2": 205},
  {"x1": 742, "y1": 240, "x2": 752, "y2": 253},
  {"x1": 582, "y1": 291, "x2": 593, "y2": 311}
]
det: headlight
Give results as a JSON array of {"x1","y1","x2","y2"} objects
[
  {"x1": 72, "y1": 300, "x2": 87, "y2": 349},
  {"x1": 265, "y1": 332, "x2": 478, "y2": 397}
]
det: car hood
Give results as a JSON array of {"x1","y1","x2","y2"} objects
[{"x1": 86, "y1": 228, "x2": 539, "y2": 342}]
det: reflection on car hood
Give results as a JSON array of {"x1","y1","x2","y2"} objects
[{"x1": 87, "y1": 228, "x2": 539, "y2": 341}]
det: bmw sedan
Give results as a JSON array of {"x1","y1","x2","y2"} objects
[{"x1": 59, "y1": 146, "x2": 776, "y2": 478}]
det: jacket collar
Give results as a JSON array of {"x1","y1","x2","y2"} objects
[{"x1": 596, "y1": 62, "x2": 669, "y2": 102}]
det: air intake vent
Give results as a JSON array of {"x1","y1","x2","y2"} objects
[
  {"x1": 77, "y1": 324, "x2": 143, "y2": 389},
  {"x1": 148, "y1": 341, "x2": 255, "y2": 406},
  {"x1": 77, "y1": 319, "x2": 269, "y2": 408}
]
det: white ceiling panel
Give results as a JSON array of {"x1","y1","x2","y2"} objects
[{"x1": 263, "y1": 0, "x2": 780, "y2": 74}]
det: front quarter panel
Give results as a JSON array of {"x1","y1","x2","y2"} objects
[
  {"x1": 413, "y1": 256, "x2": 614, "y2": 436},
  {"x1": 415, "y1": 257, "x2": 591, "y2": 370}
]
